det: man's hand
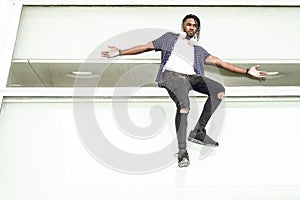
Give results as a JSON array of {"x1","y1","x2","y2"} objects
[
  {"x1": 101, "y1": 46, "x2": 120, "y2": 58},
  {"x1": 248, "y1": 65, "x2": 268, "y2": 78}
]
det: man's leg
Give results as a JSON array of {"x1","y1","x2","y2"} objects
[
  {"x1": 166, "y1": 89, "x2": 189, "y2": 154},
  {"x1": 163, "y1": 71, "x2": 191, "y2": 167},
  {"x1": 188, "y1": 75, "x2": 225, "y2": 146}
]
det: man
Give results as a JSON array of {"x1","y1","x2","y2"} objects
[{"x1": 101, "y1": 14, "x2": 267, "y2": 168}]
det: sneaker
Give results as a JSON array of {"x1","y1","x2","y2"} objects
[
  {"x1": 178, "y1": 151, "x2": 190, "y2": 168},
  {"x1": 188, "y1": 129, "x2": 219, "y2": 147}
]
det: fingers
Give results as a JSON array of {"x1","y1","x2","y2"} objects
[
  {"x1": 101, "y1": 50, "x2": 110, "y2": 58},
  {"x1": 259, "y1": 71, "x2": 268, "y2": 77},
  {"x1": 258, "y1": 72, "x2": 267, "y2": 78},
  {"x1": 248, "y1": 65, "x2": 268, "y2": 78},
  {"x1": 252, "y1": 65, "x2": 260, "y2": 69},
  {"x1": 254, "y1": 70, "x2": 267, "y2": 78},
  {"x1": 255, "y1": 65, "x2": 268, "y2": 78},
  {"x1": 101, "y1": 46, "x2": 118, "y2": 58}
]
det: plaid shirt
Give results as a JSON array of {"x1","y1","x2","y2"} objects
[{"x1": 152, "y1": 32, "x2": 211, "y2": 86}]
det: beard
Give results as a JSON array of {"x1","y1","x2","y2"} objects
[{"x1": 185, "y1": 30, "x2": 196, "y2": 37}]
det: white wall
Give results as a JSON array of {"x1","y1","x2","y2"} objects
[
  {"x1": 12, "y1": 6, "x2": 300, "y2": 62},
  {"x1": 0, "y1": 98, "x2": 300, "y2": 199},
  {"x1": 0, "y1": 0, "x2": 14, "y2": 84},
  {"x1": 0, "y1": 0, "x2": 14, "y2": 107},
  {"x1": 0, "y1": 0, "x2": 12, "y2": 58},
  {"x1": 0, "y1": 0, "x2": 22, "y2": 93}
]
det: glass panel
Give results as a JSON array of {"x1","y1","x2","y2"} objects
[
  {"x1": 7, "y1": 62, "x2": 160, "y2": 87},
  {"x1": 7, "y1": 61, "x2": 300, "y2": 87}
]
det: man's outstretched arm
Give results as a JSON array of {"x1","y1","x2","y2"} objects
[
  {"x1": 205, "y1": 55, "x2": 268, "y2": 78},
  {"x1": 101, "y1": 42, "x2": 155, "y2": 58}
]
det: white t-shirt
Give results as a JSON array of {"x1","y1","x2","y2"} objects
[{"x1": 163, "y1": 38, "x2": 196, "y2": 75}]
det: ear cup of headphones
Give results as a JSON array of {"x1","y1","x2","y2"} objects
[
  {"x1": 188, "y1": 38, "x2": 198, "y2": 46},
  {"x1": 180, "y1": 31, "x2": 198, "y2": 45},
  {"x1": 179, "y1": 31, "x2": 187, "y2": 39}
]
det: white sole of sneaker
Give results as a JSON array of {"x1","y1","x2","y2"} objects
[
  {"x1": 178, "y1": 158, "x2": 190, "y2": 168},
  {"x1": 187, "y1": 137, "x2": 219, "y2": 147}
]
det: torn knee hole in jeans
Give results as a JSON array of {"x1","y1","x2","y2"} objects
[
  {"x1": 180, "y1": 108, "x2": 190, "y2": 114},
  {"x1": 217, "y1": 92, "x2": 225, "y2": 100}
]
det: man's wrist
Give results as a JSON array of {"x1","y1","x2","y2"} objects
[
  {"x1": 245, "y1": 68, "x2": 250, "y2": 75},
  {"x1": 119, "y1": 49, "x2": 122, "y2": 56}
]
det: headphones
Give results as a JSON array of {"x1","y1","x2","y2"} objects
[{"x1": 179, "y1": 31, "x2": 198, "y2": 46}]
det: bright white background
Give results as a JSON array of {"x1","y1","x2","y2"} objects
[
  {"x1": 0, "y1": 98, "x2": 300, "y2": 199},
  {"x1": 1, "y1": 1, "x2": 300, "y2": 200}
]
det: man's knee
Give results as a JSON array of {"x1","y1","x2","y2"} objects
[
  {"x1": 217, "y1": 85, "x2": 225, "y2": 100},
  {"x1": 217, "y1": 91, "x2": 225, "y2": 100},
  {"x1": 179, "y1": 108, "x2": 190, "y2": 114}
]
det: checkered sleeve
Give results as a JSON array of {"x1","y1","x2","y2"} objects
[
  {"x1": 152, "y1": 32, "x2": 171, "y2": 52},
  {"x1": 199, "y1": 46, "x2": 211, "y2": 59}
]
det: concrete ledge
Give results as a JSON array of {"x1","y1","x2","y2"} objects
[{"x1": 1, "y1": 86, "x2": 300, "y2": 97}]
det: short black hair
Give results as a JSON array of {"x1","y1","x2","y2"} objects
[{"x1": 182, "y1": 14, "x2": 201, "y2": 40}]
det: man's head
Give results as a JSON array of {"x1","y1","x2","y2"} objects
[{"x1": 182, "y1": 14, "x2": 201, "y2": 41}]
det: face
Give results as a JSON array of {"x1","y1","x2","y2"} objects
[{"x1": 182, "y1": 18, "x2": 198, "y2": 37}]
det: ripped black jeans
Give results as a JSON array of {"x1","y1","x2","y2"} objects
[{"x1": 161, "y1": 70, "x2": 225, "y2": 151}]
